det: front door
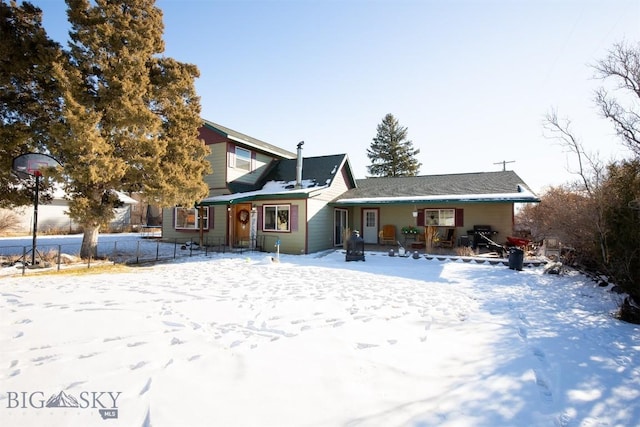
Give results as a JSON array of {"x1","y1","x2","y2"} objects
[
  {"x1": 362, "y1": 209, "x2": 378, "y2": 244},
  {"x1": 233, "y1": 203, "x2": 252, "y2": 247}
]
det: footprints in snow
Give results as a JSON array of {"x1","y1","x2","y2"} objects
[
  {"x1": 8, "y1": 360, "x2": 20, "y2": 377},
  {"x1": 10, "y1": 319, "x2": 31, "y2": 340},
  {"x1": 515, "y1": 310, "x2": 555, "y2": 405},
  {"x1": 139, "y1": 378, "x2": 152, "y2": 396},
  {"x1": 517, "y1": 326, "x2": 527, "y2": 341},
  {"x1": 533, "y1": 369, "x2": 554, "y2": 403}
]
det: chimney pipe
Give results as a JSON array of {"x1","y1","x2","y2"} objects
[{"x1": 296, "y1": 141, "x2": 304, "y2": 189}]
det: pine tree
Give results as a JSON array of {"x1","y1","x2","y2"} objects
[
  {"x1": 366, "y1": 113, "x2": 421, "y2": 177},
  {"x1": 0, "y1": 0, "x2": 63, "y2": 208},
  {"x1": 50, "y1": 0, "x2": 210, "y2": 258}
]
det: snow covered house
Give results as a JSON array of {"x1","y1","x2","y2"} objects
[
  {"x1": 333, "y1": 172, "x2": 540, "y2": 250},
  {"x1": 163, "y1": 120, "x2": 540, "y2": 254},
  {"x1": 161, "y1": 120, "x2": 357, "y2": 254}
]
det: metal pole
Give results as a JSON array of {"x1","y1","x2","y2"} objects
[
  {"x1": 31, "y1": 173, "x2": 40, "y2": 266},
  {"x1": 22, "y1": 246, "x2": 26, "y2": 276}
]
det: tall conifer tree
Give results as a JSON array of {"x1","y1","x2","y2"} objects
[
  {"x1": 51, "y1": 0, "x2": 210, "y2": 257},
  {"x1": 366, "y1": 113, "x2": 421, "y2": 177},
  {"x1": 0, "y1": 0, "x2": 63, "y2": 207}
]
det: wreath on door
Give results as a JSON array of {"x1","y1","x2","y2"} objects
[{"x1": 237, "y1": 209, "x2": 250, "y2": 225}]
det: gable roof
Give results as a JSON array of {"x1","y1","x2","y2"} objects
[
  {"x1": 199, "y1": 154, "x2": 354, "y2": 205},
  {"x1": 262, "y1": 154, "x2": 354, "y2": 188},
  {"x1": 202, "y1": 119, "x2": 296, "y2": 159},
  {"x1": 333, "y1": 171, "x2": 540, "y2": 205}
]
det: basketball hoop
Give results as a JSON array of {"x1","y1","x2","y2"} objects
[
  {"x1": 12, "y1": 152, "x2": 60, "y2": 179},
  {"x1": 11, "y1": 153, "x2": 62, "y2": 267}
]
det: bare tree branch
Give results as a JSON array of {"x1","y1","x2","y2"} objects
[
  {"x1": 543, "y1": 109, "x2": 605, "y2": 195},
  {"x1": 593, "y1": 41, "x2": 640, "y2": 154}
]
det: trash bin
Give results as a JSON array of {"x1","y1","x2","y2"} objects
[{"x1": 508, "y1": 247, "x2": 524, "y2": 271}]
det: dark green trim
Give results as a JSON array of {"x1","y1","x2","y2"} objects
[
  {"x1": 197, "y1": 192, "x2": 311, "y2": 206},
  {"x1": 330, "y1": 197, "x2": 540, "y2": 207}
]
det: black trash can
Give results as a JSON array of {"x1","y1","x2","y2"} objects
[{"x1": 508, "y1": 247, "x2": 524, "y2": 271}]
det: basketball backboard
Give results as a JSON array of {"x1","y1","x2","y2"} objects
[{"x1": 12, "y1": 153, "x2": 61, "y2": 180}]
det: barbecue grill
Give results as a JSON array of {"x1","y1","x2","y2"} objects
[{"x1": 467, "y1": 225, "x2": 499, "y2": 249}]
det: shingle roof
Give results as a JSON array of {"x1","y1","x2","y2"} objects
[
  {"x1": 261, "y1": 154, "x2": 351, "y2": 188},
  {"x1": 202, "y1": 119, "x2": 296, "y2": 159},
  {"x1": 334, "y1": 171, "x2": 539, "y2": 204},
  {"x1": 199, "y1": 154, "x2": 353, "y2": 205}
]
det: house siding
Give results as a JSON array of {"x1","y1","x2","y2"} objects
[
  {"x1": 203, "y1": 143, "x2": 227, "y2": 191},
  {"x1": 305, "y1": 167, "x2": 354, "y2": 252},
  {"x1": 458, "y1": 203, "x2": 514, "y2": 243},
  {"x1": 200, "y1": 126, "x2": 284, "y2": 193},
  {"x1": 346, "y1": 202, "x2": 515, "y2": 246},
  {"x1": 316, "y1": 167, "x2": 351, "y2": 202},
  {"x1": 161, "y1": 205, "x2": 226, "y2": 245},
  {"x1": 162, "y1": 122, "x2": 299, "y2": 248},
  {"x1": 307, "y1": 198, "x2": 334, "y2": 253},
  {"x1": 253, "y1": 199, "x2": 307, "y2": 254},
  {"x1": 226, "y1": 147, "x2": 275, "y2": 185},
  {"x1": 161, "y1": 208, "x2": 197, "y2": 244}
]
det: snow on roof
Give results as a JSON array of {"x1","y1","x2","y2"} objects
[
  {"x1": 200, "y1": 179, "x2": 327, "y2": 205},
  {"x1": 113, "y1": 191, "x2": 138, "y2": 205}
]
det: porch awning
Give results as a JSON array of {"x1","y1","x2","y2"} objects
[
  {"x1": 332, "y1": 189, "x2": 540, "y2": 206},
  {"x1": 198, "y1": 183, "x2": 326, "y2": 206},
  {"x1": 198, "y1": 192, "x2": 311, "y2": 206}
]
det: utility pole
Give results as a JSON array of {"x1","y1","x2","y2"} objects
[{"x1": 494, "y1": 160, "x2": 515, "y2": 171}]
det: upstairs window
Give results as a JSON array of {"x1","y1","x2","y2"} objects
[
  {"x1": 174, "y1": 207, "x2": 209, "y2": 230},
  {"x1": 234, "y1": 147, "x2": 251, "y2": 171}
]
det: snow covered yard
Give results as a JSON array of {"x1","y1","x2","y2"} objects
[
  {"x1": 1, "y1": 248, "x2": 639, "y2": 427},
  {"x1": 0, "y1": 233, "x2": 201, "y2": 273}
]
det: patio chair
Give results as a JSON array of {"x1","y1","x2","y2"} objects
[
  {"x1": 380, "y1": 224, "x2": 396, "y2": 245},
  {"x1": 543, "y1": 237, "x2": 561, "y2": 260},
  {"x1": 438, "y1": 228, "x2": 456, "y2": 248}
]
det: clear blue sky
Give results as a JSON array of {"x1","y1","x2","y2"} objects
[{"x1": 29, "y1": 0, "x2": 640, "y2": 193}]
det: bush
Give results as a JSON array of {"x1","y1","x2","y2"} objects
[
  {"x1": 602, "y1": 160, "x2": 640, "y2": 312},
  {"x1": 0, "y1": 210, "x2": 22, "y2": 235},
  {"x1": 516, "y1": 160, "x2": 640, "y2": 324}
]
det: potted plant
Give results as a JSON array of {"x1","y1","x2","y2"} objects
[{"x1": 401, "y1": 225, "x2": 419, "y2": 235}]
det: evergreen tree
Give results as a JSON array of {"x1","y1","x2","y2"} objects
[
  {"x1": 0, "y1": 0, "x2": 63, "y2": 208},
  {"x1": 50, "y1": 0, "x2": 210, "y2": 258},
  {"x1": 366, "y1": 113, "x2": 421, "y2": 177}
]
